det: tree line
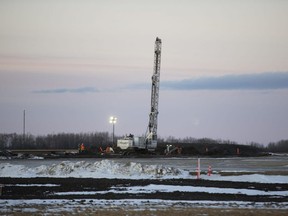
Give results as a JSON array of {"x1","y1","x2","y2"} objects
[
  {"x1": 267, "y1": 140, "x2": 288, "y2": 153},
  {"x1": 0, "y1": 132, "x2": 111, "y2": 150},
  {"x1": 0, "y1": 132, "x2": 287, "y2": 153}
]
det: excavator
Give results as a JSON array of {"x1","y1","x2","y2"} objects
[{"x1": 117, "y1": 37, "x2": 162, "y2": 153}]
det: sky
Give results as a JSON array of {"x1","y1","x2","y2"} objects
[{"x1": 1, "y1": 0, "x2": 288, "y2": 145}]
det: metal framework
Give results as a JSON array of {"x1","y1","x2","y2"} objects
[{"x1": 146, "y1": 37, "x2": 162, "y2": 148}]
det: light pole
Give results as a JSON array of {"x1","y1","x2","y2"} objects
[{"x1": 109, "y1": 116, "x2": 117, "y2": 145}]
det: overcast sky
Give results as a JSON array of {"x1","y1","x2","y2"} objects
[{"x1": 1, "y1": 0, "x2": 288, "y2": 145}]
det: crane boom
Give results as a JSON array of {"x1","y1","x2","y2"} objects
[{"x1": 146, "y1": 37, "x2": 162, "y2": 150}]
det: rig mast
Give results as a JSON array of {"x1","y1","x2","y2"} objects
[{"x1": 146, "y1": 37, "x2": 162, "y2": 149}]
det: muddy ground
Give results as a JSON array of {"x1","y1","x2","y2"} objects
[
  {"x1": 1, "y1": 177, "x2": 288, "y2": 215},
  {"x1": 1, "y1": 177, "x2": 288, "y2": 203}
]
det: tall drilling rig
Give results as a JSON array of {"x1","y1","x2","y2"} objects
[
  {"x1": 117, "y1": 37, "x2": 162, "y2": 152},
  {"x1": 145, "y1": 37, "x2": 162, "y2": 150}
]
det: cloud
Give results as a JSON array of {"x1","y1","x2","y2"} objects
[
  {"x1": 161, "y1": 72, "x2": 288, "y2": 90},
  {"x1": 32, "y1": 72, "x2": 288, "y2": 94},
  {"x1": 124, "y1": 83, "x2": 150, "y2": 90},
  {"x1": 33, "y1": 87, "x2": 99, "y2": 94}
]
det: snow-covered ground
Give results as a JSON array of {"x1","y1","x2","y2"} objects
[
  {"x1": 1, "y1": 159, "x2": 288, "y2": 183},
  {"x1": 1, "y1": 157, "x2": 288, "y2": 213}
]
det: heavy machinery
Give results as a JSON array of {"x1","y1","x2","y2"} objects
[{"x1": 117, "y1": 37, "x2": 162, "y2": 152}]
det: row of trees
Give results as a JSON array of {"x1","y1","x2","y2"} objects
[
  {"x1": 163, "y1": 136, "x2": 239, "y2": 145},
  {"x1": 0, "y1": 132, "x2": 287, "y2": 153},
  {"x1": 0, "y1": 132, "x2": 111, "y2": 150},
  {"x1": 267, "y1": 140, "x2": 288, "y2": 153}
]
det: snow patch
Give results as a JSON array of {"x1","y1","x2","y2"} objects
[
  {"x1": 201, "y1": 173, "x2": 288, "y2": 184},
  {"x1": 52, "y1": 184, "x2": 288, "y2": 197},
  {"x1": 110, "y1": 184, "x2": 288, "y2": 196}
]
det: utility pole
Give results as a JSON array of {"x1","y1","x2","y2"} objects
[{"x1": 23, "y1": 110, "x2": 26, "y2": 143}]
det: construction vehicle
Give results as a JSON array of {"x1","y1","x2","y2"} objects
[{"x1": 117, "y1": 37, "x2": 162, "y2": 153}]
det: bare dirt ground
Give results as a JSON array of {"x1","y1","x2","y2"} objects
[
  {"x1": 1, "y1": 177, "x2": 288, "y2": 215},
  {"x1": 4, "y1": 207, "x2": 288, "y2": 216}
]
